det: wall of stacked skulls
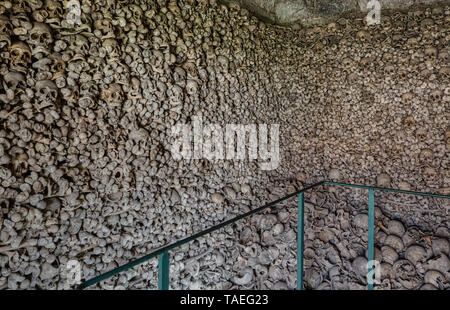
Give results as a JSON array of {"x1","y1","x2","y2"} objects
[{"x1": 0, "y1": 0, "x2": 448, "y2": 289}]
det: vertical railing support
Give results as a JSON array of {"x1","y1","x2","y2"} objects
[
  {"x1": 297, "y1": 192, "x2": 305, "y2": 290},
  {"x1": 158, "y1": 251, "x2": 169, "y2": 290},
  {"x1": 368, "y1": 188, "x2": 375, "y2": 290}
]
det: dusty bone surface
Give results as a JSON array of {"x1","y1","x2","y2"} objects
[{"x1": 0, "y1": 0, "x2": 449, "y2": 289}]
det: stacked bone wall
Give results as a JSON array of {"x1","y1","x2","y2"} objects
[{"x1": 0, "y1": 0, "x2": 448, "y2": 289}]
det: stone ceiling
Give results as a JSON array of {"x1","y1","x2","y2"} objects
[{"x1": 220, "y1": 0, "x2": 448, "y2": 25}]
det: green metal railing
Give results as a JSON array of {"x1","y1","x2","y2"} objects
[{"x1": 77, "y1": 181, "x2": 450, "y2": 290}]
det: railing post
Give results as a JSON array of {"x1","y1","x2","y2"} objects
[
  {"x1": 297, "y1": 192, "x2": 304, "y2": 290},
  {"x1": 368, "y1": 188, "x2": 375, "y2": 290},
  {"x1": 158, "y1": 251, "x2": 169, "y2": 290}
]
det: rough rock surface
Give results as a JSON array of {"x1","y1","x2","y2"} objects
[{"x1": 223, "y1": 0, "x2": 449, "y2": 25}]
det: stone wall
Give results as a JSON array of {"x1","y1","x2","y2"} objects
[
  {"x1": 0, "y1": 0, "x2": 448, "y2": 289},
  {"x1": 222, "y1": 0, "x2": 449, "y2": 25}
]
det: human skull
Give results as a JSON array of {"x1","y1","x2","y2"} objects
[
  {"x1": 405, "y1": 245, "x2": 427, "y2": 264},
  {"x1": 381, "y1": 246, "x2": 398, "y2": 265},
  {"x1": 35, "y1": 80, "x2": 58, "y2": 103},
  {"x1": 3, "y1": 71, "x2": 26, "y2": 90},
  {"x1": 167, "y1": 84, "x2": 183, "y2": 104},
  {"x1": 356, "y1": 30, "x2": 371, "y2": 42},
  {"x1": 173, "y1": 67, "x2": 186, "y2": 84},
  {"x1": 0, "y1": 71, "x2": 25, "y2": 103},
  {"x1": 430, "y1": 89, "x2": 442, "y2": 102},
  {"x1": 186, "y1": 79, "x2": 198, "y2": 96},
  {"x1": 431, "y1": 7, "x2": 444, "y2": 21},
  {"x1": 12, "y1": 0, "x2": 31, "y2": 14},
  {"x1": 32, "y1": 9, "x2": 49, "y2": 23},
  {"x1": 0, "y1": 34, "x2": 10, "y2": 49},
  {"x1": 328, "y1": 168, "x2": 340, "y2": 180},
  {"x1": 10, "y1": 13, "x2": 32, "y2": 39},
  {"x1": 413, "y1": 9, "x2": 425, "y2": 21},
  {"x1": 28, "y1": 0, "x2": 44, "y2": 10},
  {"x1": 407, "y1": 20, "x2": 419, "y2": 32},
  {"x1": 103, "y1": 38, "x2": 120, "y2": 58},
  {"x1": 151, "y1": 50, "x2": 164, "y2": 67},
  {"x1": 101, "y1": 84, "x2": 123, "y2": 106},
  {"x1": 403, "y1": 116, "x2": 415, "y2": 131},
  {"x1": 9, "y1": 41, "x2": 32, "y2": 73},
  {"x1": 393, "y1": 260, "x2": 418, "y2": 285},
  {"x1": 80, "y1": 81, "x2": 99, "y2": 97},
  {"x1": 64, "y1": 0, "x2": 82, "y2": 26},
  {"x1": 73, "y1": 34, "x2": 89, "y2": 55},
  {"x1": 128, "y1": 4, "x2": 143, "y2": 23},
  {"x1": 182, "y1": 62, "x2": 198, "y2": 79},
  {"x1": 44, "y1": 0, "x2": 63, "y2": 18},
  {"x1": 0, "y1": 15, "x2": 13, "y2": 36},
  {"x1": 50, "y1": 53, "x2": 65, "y2": 73},
  {"x1": 438, "y1": 50, "x2": 450, "y2": 63},
  {"x1": 376, "y1": 173, "x2": 391, "y2": 187},
  {"x1": 424, "y1": 270, "x2": 445, "y2": 288},
  {"x1": 29, "y1": 22, "x2": 53, "y2": 48},
  {"x1": 424, "y1": 47, "x2": 437, "y2": 59},
  {"x1": 93, "y1": 19, "x2": 113, "y2": 34},
  {"x1": 422, "y1": 166, "x2": 437, "y2": 184},
  {"x1": 128, "y1": 77, "x2": 141, "y2": 98}
]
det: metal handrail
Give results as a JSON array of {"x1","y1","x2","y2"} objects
[{"x1": 78, "y1": 181, "x2": 450, "y2": 290}]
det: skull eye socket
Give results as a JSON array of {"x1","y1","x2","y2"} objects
[
  {"x1": 19, "y1": 2, "x2": 29, "y2": 10},
  {"x1": 31, "y1": 33, "x2": 40, "y2": 41},
  {"x1": 4, "y1": 24, "x2": 12, "y2": 32},
  {"x1": 11, "y1": 50, "x2": 19, "y2": 57}
]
